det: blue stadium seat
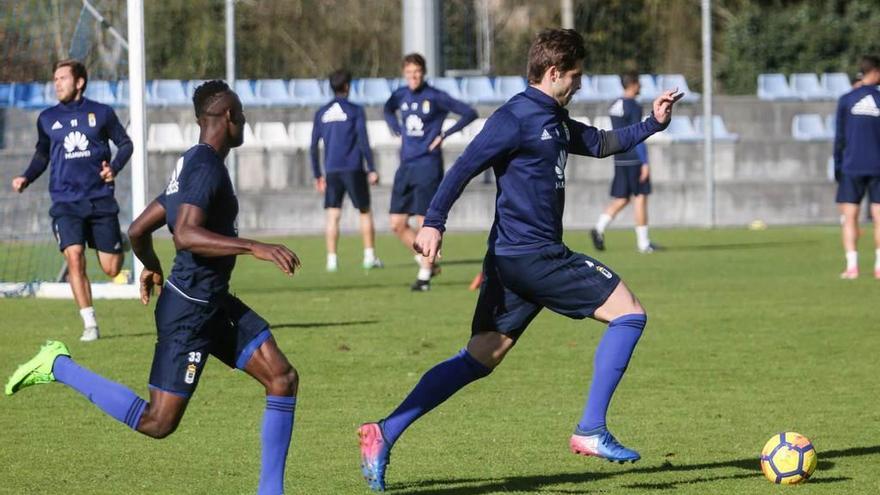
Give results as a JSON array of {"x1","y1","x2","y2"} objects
[
  {"x1": 151, "y1": 79, "x2": 189, "y2": 106},
  {"x1": 693, "y1": 115, "x2": 739, "y2": 142},
  {"x1": 147, "y1": 122, "x2": 186, "y2": 151},
  {"x1": 290, "y1": 79, "x2": 326, "y2": 106},
  {"x1": 116, "y1": 80, "x2": 130, "y2": 104},
  {"x1": 791, "y1": 114, "x2": 832, "y2": 141},
  {"x1": 84, "y1": 80, "x2": 116, "y2": 105},
  {"x1": 391, "y1": 78, "x2": 407, "y2": 90},
  {"x1": 461, "y1": 76, "x2": 501, "y2": 104},
  {"x1": 662, "y1": 115, "x2": 701, "y2": 142},
  {"x1": 821, "y1": 72, "x2": 852, "y2": 98},
  {"x1": 0, "y1": 83, "x2": 14, "y2": 107},
  {"x1": 757, "y1": 74, "x2": 798, "y2": 101},
  {"x1": 572, "y1": 76, "x2": 603, "y2": 103},
  {"x1": 14, "y1": 82, "x2": 48, "y2": 108},
  {"x1": 352, "y1": 78, "x2": 392, "y2": 106},
  {"x1": 428, "y1": 77, "x2": 463, "y2": 99},
  {"x1": 656, "y1": 74, "x2": 700, "y2": 102},
  {"x1": 235, "y1": 79, "x2": 266, "y2": 107},
  {"x1": 825, "y1": 114, "x2": 836, "y2": 138},
  {"x1": 495, "y1": 76, "x2": 526, "y2": 100},
  {"x1": 637, "y1": 74, "x2": 660, "y2": 103},
  {"x1": 790, "y1": 73, "x2": 831, "y2": 100},
  {"x1": 254, "y1": 79, "x2": 293, "y2": 106},
  {"x1": 592, "y1": 75, "x2": 624, "y2": 100},
  {"x1": 42, "y1": 82, "x2": 58, "y2": 106}
]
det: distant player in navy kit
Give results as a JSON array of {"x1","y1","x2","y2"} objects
[
  {"x1": 591, "y1": 70, "x2": 658, "y2": 253},
  {"x1": 6, "y1": 81, "x2": 301, "y2": 495},
  {"x1": 11, "y1": 59, "x2": 133, "y2": 342},
  {"x1": 834, "y1": 55, "x2": 880, "y2": 280},
  {"x1": 358, "y1": 29, "x2": 682, "y2": 491},
  {"x1": 311, "y1": 69, "x2": 383, "y2": 272},
  {"x1": 383, "y1": 53, "x2": 477, "y2": 290}
]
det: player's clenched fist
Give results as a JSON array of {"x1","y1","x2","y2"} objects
[
  {"x1": 11, "y1": 176, "x2": 28, "y2": 193},
  {"x1": 252, "y1": 242, "x2": 301, "y2": 276}
]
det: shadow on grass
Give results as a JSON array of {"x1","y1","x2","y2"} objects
[
  {"x1": 664, "y1": 239, "x2": 819, "y2": 252},
  {"x1": 390, "y1": 445, "x2": 877, "y2": 494},
  {"x1": 272, "y1": 320, "x2": 378, "y2": 330},
  {"x1": 99, "y1": 332, "x2": 155, "y2": 340}
]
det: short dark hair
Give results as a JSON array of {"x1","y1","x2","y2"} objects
[
  {"x1": 54, "y1": 59, "x2": 88, "y2": 92},
  {"x1": 526, "y1": 29, "x2": 586, "y2": 84},
  {"x1": 193, "y1": 80, "x2": 231, "y2": 118},
  {"x1": 621, "y1": 70, "x2": 640, "y2": 88},
  {"x1": 859, "y1": 55, "x2": 880, "y2": 75},
  {"x1": 329, "y1": 69, "x2": 352, "y2": 94},
  {"x1": 402, "y1": 53, "x2": 427, "y2": 72}
]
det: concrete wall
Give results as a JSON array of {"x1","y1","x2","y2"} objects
[{"x1": 0, "y1": 96, "x2": 840, "y2": 237}]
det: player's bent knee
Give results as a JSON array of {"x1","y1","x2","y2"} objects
[
  {"x1": 140, "y1": 413, "x2": 182, "y2": 439},
  {"x1": 267, "y1": 366, "x2": 299, "y2": 396}
]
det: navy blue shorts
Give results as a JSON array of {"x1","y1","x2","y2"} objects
[
  {"x1": 49, "y1": 196, "x2": 123, "y2": 253},
  {"x1": 390, "y1": 160, "x2": 443, "y2": 216},
  {"x1": 325, "y1": 170, "x2": 371, "y2": 211},
  {"x1": 471, "y1": 244, "x2": 621, "y2": 340},
  {"x1": 610, "y1": 166, "x2": 651, "y2": 198},
  {"x1": 836, "y1": 174, "x2": 880, "y2": 204},
  {"x1": 149, "y1": 284, "x2": 271, "y2": 397}
]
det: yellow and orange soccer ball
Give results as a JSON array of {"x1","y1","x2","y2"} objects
[{"x1": 760, "y1": 432, "x2": 817, "y2": 484}]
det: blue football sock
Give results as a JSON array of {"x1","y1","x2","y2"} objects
[
  {"x1": 52, "y1": 355, "x2": 147, "y2": 430},
  {"x1": 577, "y1": 314, "x2": 646, "y2": 433},
  {"x1": 258, "y1": 395, "x2": 296, "y2": 495},
  {"x1": 381, "y1": 349, "x2": 491, "y2": 445}
]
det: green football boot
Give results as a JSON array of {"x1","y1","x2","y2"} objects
[{"x1": 5, "y1": 340, "x2": 70, "y2": 396}]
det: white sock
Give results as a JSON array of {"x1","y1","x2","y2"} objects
[
  {"x1": 596, "y1": 213, "x2": 612, "y2": 234},
  {"x1": 79, "y1": 306, "x2": 97, "y2": 329},
  {"x1": 846, "y1": 251, "x2": 858, "y2": 271},
  {"x1": 417, "y1": 267, "x2": 432, "y2": 281},
  {"x1": 327, "y1": 253, "x2": 338, "y2": 266},
  {"x1": 635, "y1": 225, "x2": 650, "y2": 250},
  {"x1": 875, "y1": 249, "x2": 880, "y2": 270},
  {"x1": 414, "y1": 254, "x2": 422, "y2": 265},
  {"x1": 363, "y1": 248, "x2": 375, "y2": 262}
]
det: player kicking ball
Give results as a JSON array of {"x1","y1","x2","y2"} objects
[
  {"x1": 358, "y1": 29, "x2": 682, "y2": 491},
  {"x1": 6, "y1": 81, "x2": 301, "y2": 495}
]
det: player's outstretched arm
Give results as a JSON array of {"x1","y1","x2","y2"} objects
[
  {"x1": 128, "y1": 199, "x2": 167, "y2": 304},
  {"x1": 173, "y1": 204, "x2": 301, "y2": 276},
  {"x1": 568, "y1": 90, "x2": 683, "y2": 159}
]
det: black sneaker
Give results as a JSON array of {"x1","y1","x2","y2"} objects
[
  {"x1": 590, "y1": 229, "x2": 606, "y2": 251},
  {"x1": 410, "y1": 279, "x2": 431, "y2": 292}
]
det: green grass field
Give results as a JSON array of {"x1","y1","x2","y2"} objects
[{"x1": 1, "y1": 226, "x2": 879, "y2": 494}]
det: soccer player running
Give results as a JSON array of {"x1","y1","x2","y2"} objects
[
  {"x1": 6, "y1": 81, "x2": 301, "y2": 495},
  {"x1": 312, "y1": 69, "x2": 383, "y2": 272},
  {"x1": 10, "y1": 59, "x2": 133, "y2": 342},
  {"x1": 383, "y1": 53, "x2": 477, "y2": 291},
  {"x1": 358, "y1": 29, "x2": 682, "y2": 491},
  {"x1": 833, "y1": 55, "x2": 880, "y2": 280},
  {"x1": 591, "y1": 70, "x2": 658, "y2": 253}
]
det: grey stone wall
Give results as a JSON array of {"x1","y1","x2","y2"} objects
[{"x1": 0, "y1": 96, "x2": 840, "y2": 238}]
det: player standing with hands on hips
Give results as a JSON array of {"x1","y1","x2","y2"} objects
[
  {"x1": 11, "y1": 59, "x2": 132, "y2": 342},
  {"x1": 359, "y1": 29, "x2": 683, "y2": 491}
]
